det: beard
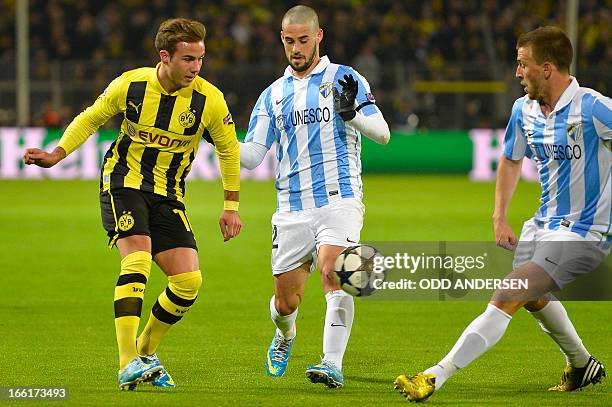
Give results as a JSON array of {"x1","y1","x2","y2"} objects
[
  {"x1": 528, "y1": 87, "x2": 543, "y2": 102},
  {"x1": 523, "y1": 78, "x2": 545, "y2": 101},
  {"x1": 289, "y1": 45, "x2": 317, "y2": 72}
]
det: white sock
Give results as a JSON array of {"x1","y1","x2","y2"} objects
[
  {"x1": 426, "y1": 304, "x2": 512, "y2": 390},
  {"x1": 322, "y1": 290, "x2": 354, "y2": 370},
  {"x1": 529, "y1": 300, "x2": 590, "y2": 367},
  {"x1": 269, "y1": 295, "x2": 297, "y2": 339}
]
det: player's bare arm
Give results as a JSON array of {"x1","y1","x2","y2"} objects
[
  {"x1": 23, "y1": 146, "x2": 67, "y2": 168},
  {"x1": 492, "y1": 156, "x2": 522, "y2": 250},
  {"x1": 219, "y1": 189, "x2": 241, "y2": 242}
]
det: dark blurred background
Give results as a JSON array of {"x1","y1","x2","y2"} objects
[{"x1": 1, "y1": 0, "x2": 610, "y2": 130}]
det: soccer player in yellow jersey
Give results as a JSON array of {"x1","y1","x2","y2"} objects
[{"x1": 23, "y1": 18, "x2": 241, "y2": 390}]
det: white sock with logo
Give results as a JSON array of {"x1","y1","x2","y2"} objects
[
  {"x1": 424, "y1": 304, "x2": 512, "y2": 390},
  {"x1": 322, "y1": 290, "x2": 354, "y2": 370},
  {"x1": 529, "y1": 299, "x2": 590, "y2": 368},
  {"x1": 269, "y1": 295, "x2": 297, "y2": 339}
]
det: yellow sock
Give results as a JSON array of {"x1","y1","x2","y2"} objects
[
  {"x1": 138, "y1": 270, "x2": 202, "y2": 355},
  {"x1": 114, "y1": 251, "x2": 151, "y2": 370}
]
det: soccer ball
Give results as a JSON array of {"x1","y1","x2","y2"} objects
[{"x1": 333, "y1": 245, "x2": 386, "y2": 297}]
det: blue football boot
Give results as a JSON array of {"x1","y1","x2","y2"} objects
[
  {"x1": 305, "y1": 359, "x2": 344, "y2": 388},
  {"x1": 118, "y1": 356, "x2": 163, "y2": 390},
  {"x1": 140, "y1": 353, "x2": 176, "y2": 388},
  {"x1": 265, "y1": 331, "x2": 295, "y2": 377}
]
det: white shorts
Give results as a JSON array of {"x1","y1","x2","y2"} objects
[
  {"x1": 270, "y1": 198, "x2": 365, "y2": 275},
  {"x1": 513, "y1": 218, "x2": 610, "y2": 289}
]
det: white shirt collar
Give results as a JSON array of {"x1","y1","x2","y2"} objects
[
  {"x1": 551, "y1": 76, "x2": 579, "y2": 113},
  {"x1": 283, "y1": 55, "x2": 330, "y2": 79}
]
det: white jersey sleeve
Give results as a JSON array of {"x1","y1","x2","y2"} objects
[
  {"x1": 240, "y1": 141, "x2": 268, "y2": 169},
  {"x1": 590, "y1": 94, "x2": 612, "y2": 141},
  {"x1": 503, "y1": 97, "x2": 531, "y2": 161},
  {"x1": 244, "y1": 86, "x2": 277, "y2": 149},
  {"x1": 348, "y1": 112, "x2": 390, "y2": 144}
]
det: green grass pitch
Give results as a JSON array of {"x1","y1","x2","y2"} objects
[{"x1": 1, "y1": 175, "x2": 609, "y2": 406}]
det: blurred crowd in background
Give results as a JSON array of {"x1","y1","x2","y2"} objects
[{"x1": 0, "y1": 0, "x2": 610, "y2": 130}]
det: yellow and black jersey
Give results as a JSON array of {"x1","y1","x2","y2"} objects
[{"x1": 58, "y1": 64, "x2": 240, "y2": 202}]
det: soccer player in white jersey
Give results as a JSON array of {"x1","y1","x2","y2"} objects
[
  {"x1": 395, "y1": 26, "x2": 611, "y2": 402},
  {"x1": 240, "y1": 5, "x2": 390, "y2": 388}
]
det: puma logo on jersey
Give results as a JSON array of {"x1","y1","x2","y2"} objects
[{"x1": 128, "y1": 101, "x2": 142, "y2": 114}]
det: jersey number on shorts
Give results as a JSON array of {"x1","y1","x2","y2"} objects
[
  {"x1": 272, "y1": 225, "x2": 278, "y2": 249},
  {"x1": 173, "y1": 209, "x2": 192, "y2": 232}
]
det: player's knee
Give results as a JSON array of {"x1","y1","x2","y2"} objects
[
  {"x1": 168, "y1": 270, "x2": 202, "y2": 300},
  {"x1": 120, "y1": 251, "x2": 152, "y2": 278},
  {"x1": 275, "y1": 295, "x2": 299, "y2": 316}
]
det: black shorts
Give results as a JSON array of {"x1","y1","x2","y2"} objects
[{"x1": 100, "y1": 188, "x2": 197, "y2": 255}]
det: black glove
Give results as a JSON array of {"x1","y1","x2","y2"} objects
[{"x1": 333, "y1": 74, "x2": 358, "y2": 121}]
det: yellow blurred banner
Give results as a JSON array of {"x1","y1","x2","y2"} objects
[{"x1": 414, "y1": 81, "x2": 506, "y2": 93}]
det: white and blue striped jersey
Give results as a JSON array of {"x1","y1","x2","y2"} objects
[
  {"x1": 503, "y1": 78, "x2": 612, "y2": 238},
  {"x1": 245, "y1": 56, "x2": 381, "y2": 212}
]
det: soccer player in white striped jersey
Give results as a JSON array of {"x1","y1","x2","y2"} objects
[
  {"x1": 395, "y1": 26, "x2": 610, "y2": 402},
  {"x1": 240, "y1": 5, "x2": 390, "y2": 388}
]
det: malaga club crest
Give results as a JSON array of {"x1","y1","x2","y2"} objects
[
  {"x1": 567, "y1": 123, "x2": 583, "y2": 142},
  {"x1": 319, "y1": 82, "x2": 333, "y2": 98}
]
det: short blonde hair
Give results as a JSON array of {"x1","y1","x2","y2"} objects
[{"x1": 155, "y1": 18, "x2": 206, "y2": 56}]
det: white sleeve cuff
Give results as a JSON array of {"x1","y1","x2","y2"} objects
[{"x1": 349, "y1": 112, "x2": 391, "y2": 144}]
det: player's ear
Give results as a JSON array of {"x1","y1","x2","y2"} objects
[
  {"x1": 316, "y1": 28, "x2": 323, "y2": 44},
  {"x1": 280, "y1": 31, "x2": 284, "y2": 44},
  {"x1": 542, "y1": 61, "x2": 553, "y2": 79},
  {"x1": 160, "y1": 50, "x2": 170, "y2": 64}
]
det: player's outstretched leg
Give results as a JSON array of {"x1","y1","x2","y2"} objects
[
  {"x1": 395, "y1": 303, "x2": 512, "y2": 401},
  {"x1": 266, "y1": 295, "x2": 297, "y2": 376},
  {"x1": 549, "y1": 356, "x2": 606, "y2": 392},
  {"x1": 526, "y1": 298, "x2": 605, "y2": 391},
  {"x1": 114, "y1": 251, "x2": 154, "y2": 390},
  {"x1": 306, "y1": 290, "x2": 354, "y2": 388},
  {"x1": 137, "y1": 270, "x2": 202, "y2": 388}
]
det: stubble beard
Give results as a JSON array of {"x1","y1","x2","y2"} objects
[{"x1": 289, "y1": 45, "x2": 317, "y2": 72}]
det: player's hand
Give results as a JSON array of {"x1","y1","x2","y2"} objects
[
  {"x1": 219, "y1": 210, "x2": 242, "y2": 242},
  {"x1": 23, "y1": 147, "x2": 66, "y2": 168},
  {"x1": 333, "y1": 74, "x2": 358, "y2": 121},
  {"x1": 494, "y1": 220, "x2": 518, "y2": 251}
]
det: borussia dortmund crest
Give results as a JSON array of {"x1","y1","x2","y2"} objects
[
  {"x1": 118, "y1": 211, "x2": 135, "y2": 231},
  {"x1": 319, "y1": 82, "x2": 333, "y2": 98},
  {"x1": 179, "y1": 109, "x2": 197, "y2": 128}
]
